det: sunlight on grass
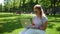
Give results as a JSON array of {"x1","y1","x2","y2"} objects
[
  {"x1": 0, "y1": 16, "x2": 18, "y2": 20},
  {"x1": 0, "y1": 13, "x2": 13, "y2": 14},
  {"x1": 0, "y1": 13, "x2": 60, "y2": 34},
  {"x1": 46, "y1": 28, "x2": 59, "y2": 34}
]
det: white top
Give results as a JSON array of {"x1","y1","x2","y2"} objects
[{"x1": 32, "y1": 16, "x2": 48, "y2": 27}]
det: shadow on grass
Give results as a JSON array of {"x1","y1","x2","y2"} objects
[
  {"x1": 0, "y1": 18, "x2": 22, "y2": 33},
  {"x1": 47, "y1": 15, "x2": 60, "y2": 17},
  {"x1": 48, "y1": 21, "x2": 60, "y2": 23},
  {"x1": 56, "y1": 27, "x2": 60, "y2": 31},
  {"x1": 47, "y1": 23, "x2": 55, "y2": 29}
]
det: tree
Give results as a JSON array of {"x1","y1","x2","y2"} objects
[
  {"x1": 4, "y1": 0, "x2": 14, "y2": 12},
  {"x1": 3, "y1": 0, "x2": 60, "y2": 13},
  {"x1": 54, "y1": 0, "x2": 57, "y2": 15},
  {"x1": 4, "y1": 0, "x2": 9, "y2": 12},
  {"x1": 51, "y1": 0, "x2": 58, "y2": 15},
  {"x1": 0, "y1": 4, "x2": 2, "y2": 12},
  {"x1": 36, "y1": 0, "x2": 38, "y2": 4},
  {"x1": 22, "y1": 0, "x2": 26, "y2": 12}
]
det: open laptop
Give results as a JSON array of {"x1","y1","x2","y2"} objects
[{"x1": 20, "y1": 19, "x2": 32, "y2": 28}]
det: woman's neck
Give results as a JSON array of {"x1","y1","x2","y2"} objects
[{"x1": 37, "y1": 15, "x2": 42, "y2": 19}]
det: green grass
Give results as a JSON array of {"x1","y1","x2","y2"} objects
[{"x1": 0, "y1": 13, "x2": 60, "y2": 34}]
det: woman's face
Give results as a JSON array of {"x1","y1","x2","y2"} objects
[{"x1": 34, "y1": 8, "x2": 41, "y2": 16}]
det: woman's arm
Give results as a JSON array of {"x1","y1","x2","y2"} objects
[
  {"x1": 31, "y1": 20, "x2": 35, "y2": 28},
  {"x1": 40, "y1": 22, "x2": 47, "y2": 30},
  {"x1": 32, "y1": 20, "x2": 35, "y2": 25}
]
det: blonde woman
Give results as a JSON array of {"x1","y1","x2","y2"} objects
[{"x1": 20, "y1": 4, "x2": 48, "y2": 34}]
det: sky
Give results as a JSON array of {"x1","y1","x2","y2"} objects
[{"x1": 0, "y1": 0, "x2": 4, "y2": 6}]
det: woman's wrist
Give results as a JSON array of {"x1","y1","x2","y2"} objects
[
  {"x1": 40, "y1": 27, "x2": 42, "y2": 29},
  {"x1": 40, "y1": 27, "x2": 46, "y2": 30}
]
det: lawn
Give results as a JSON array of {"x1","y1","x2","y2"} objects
[{"x1": 0, "y1": 13, "x2": 60, "y2": 34}]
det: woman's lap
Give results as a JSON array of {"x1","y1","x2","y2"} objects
[{"x1": 24, "y1": 29, "x2": 45, "y2": 34}]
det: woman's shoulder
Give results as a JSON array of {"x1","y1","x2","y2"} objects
[
  {"x1": 42, "y1": 16, "x2": 48, "y2": 22},
  {"x1": 42, "y1": 15, "x2": 47, "y2": 19},
  {"x1": 32, "y1": 15, "x2": 37, "y2": 19}
]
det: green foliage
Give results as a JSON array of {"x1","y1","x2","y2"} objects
[
  {"x1": 3, "y1": 0, "x2": 60, "y2": 12},
  {"x1": 0, "y1": 4, "x2": 2, "y2": 12}
]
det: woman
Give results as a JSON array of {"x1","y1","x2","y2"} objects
[{"x1": 20, "y1": 4, "x2": 48, "y2": 34}]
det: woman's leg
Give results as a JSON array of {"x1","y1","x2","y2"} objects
[
  {"x1": 36, "y1": 30, "x2": 45, "y2": 34},
  {"x1": 40, "y1": 30, "x2": 45, "y2": 34},
  {"x1": 20, "y1": 29, "x2": 28, "y2": 34},
  {"x1": 24, "y1": 29, "x2": 45, "y2": 34},
  {"x1": 24, "y1": 29, "x2": 35, "y2": 34}
]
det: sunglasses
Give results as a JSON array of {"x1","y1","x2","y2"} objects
[
  {"x1": 35, "y1": 11, "x2": 41, "y2": 13},
  {"x1": 34, "y1": 11, "x2": 38, "y2": 13}
]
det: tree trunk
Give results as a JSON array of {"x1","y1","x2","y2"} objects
[
  {"x1": 54, "y1": 0, "x2": 57, "y2": 15},
  {"x1": 23, "y1": 0, "x2": 26, "y2": 12},
  {"x1": 51, "y1": 1, "x2": 52, "y2": 15}
]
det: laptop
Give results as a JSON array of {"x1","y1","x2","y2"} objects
[{"x1": 20, "y1": 19, "x2": 32, "y2": 28}]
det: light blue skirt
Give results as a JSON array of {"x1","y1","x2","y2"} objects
[{"x1": 20, "y1": 28, "x2": 45, "y2": 34}]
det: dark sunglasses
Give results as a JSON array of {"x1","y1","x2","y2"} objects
[{"x1": 34, "y1": 11, "x2": 38, "y2": 13}]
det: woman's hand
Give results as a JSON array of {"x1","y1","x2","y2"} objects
[
  {"x1": 32, "y1": 24, "x2": 39, "y2": 29},
  {"x1": 27, "y1": 24, "x2": 35, "y2": 29},
  {"x1": 32, "y1": 24, "x2": 35, "y2": 28},
  {"x1": 32, "y1": 20, "x2": 39, "y2": 29}
]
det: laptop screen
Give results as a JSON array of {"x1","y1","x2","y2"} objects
[{"x1": 20, "y1": 19, "x2": 31, "y2": 28}]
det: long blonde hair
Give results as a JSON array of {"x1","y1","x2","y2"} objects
[{"x1": 34, "y1": 4, "x2": 46, "y2": 18}]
